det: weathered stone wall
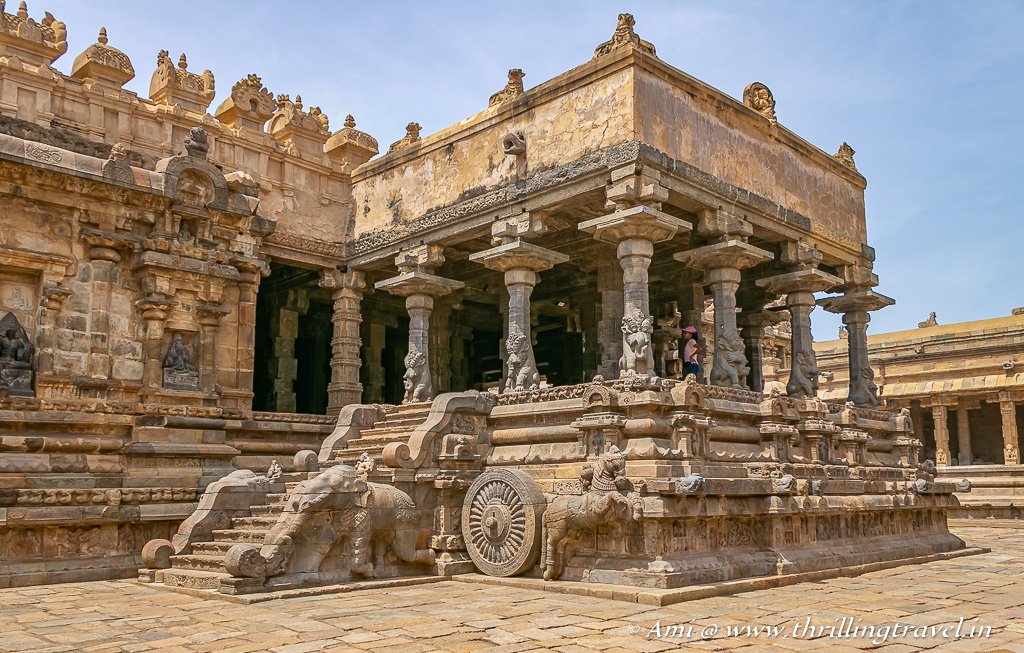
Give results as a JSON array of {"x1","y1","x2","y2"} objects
[
  {"x1": 352, "y1": 65, "x2": 636, "y2": 237},
  {"x1": 633, "y1": 64, "x2": 867, "y2": 243}
]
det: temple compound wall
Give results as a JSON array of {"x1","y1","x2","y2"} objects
[
  {"x1": 817, "y1": 310, "x2": 1024, "y2": 518},
  {"x1": 0, "y1": 7, "x2": 971, "y2": 592}
]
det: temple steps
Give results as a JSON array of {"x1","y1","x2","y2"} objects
[
  {"x1": 191, "y1": 541, "x2": 235, "y2": 555},
  {"x1": 249, "y1": 503, "x2": 285, "y2": 517},
  {"x1": 159, "y1": 568, "x2": 224, "y2": 590},
  {"x1": 328, "y1": 403, "x2": 432, "y2": 467},
  {"x1": 230, "y1": 515, "x2": 279, "y2": 529},
  {"x1": 210, "y1": 528, "x2": 269, "y2": 544},
  {"x1": 169, "y1": 553, "x2": 229, "y2": 573}
]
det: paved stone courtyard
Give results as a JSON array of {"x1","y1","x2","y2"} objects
[{"x1": 1, "y1": 524, "x2": 1021, "y2": 653}]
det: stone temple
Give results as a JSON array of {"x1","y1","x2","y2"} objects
[{"x1": 0, "y1": 7, "x2": 979, "y2": 596}]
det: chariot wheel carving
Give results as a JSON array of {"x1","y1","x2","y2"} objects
[{"x1": 462, "y1": 468, "x2": 546, "y2": 577}]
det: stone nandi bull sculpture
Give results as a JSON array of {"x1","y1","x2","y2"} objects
[
  {"x1": 542, "y1": 446, "x2": 644, "y2": 580},
  {"x1": 259, "y1": 456, "x2": 434, "y2": 580}
]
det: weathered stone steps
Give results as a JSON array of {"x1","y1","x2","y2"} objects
[
  {"x1": 159, "y1": 568, "x2": 226, "y2": 590},
  {"x1": 230, "y1": 515, "x2": 279, "y2": 529},
  {"x1": 211, "y1": 528, "x2": 269, "y2": 544},
  {"x1": 169, "y1": 553, "x2": 228, "y2": 573},
  {"x1": 250, "y1": 504, "x2": 284, "y2": 517},
  {"x1": 191, "y1": 541, "x2": 235, "y2": 555}
]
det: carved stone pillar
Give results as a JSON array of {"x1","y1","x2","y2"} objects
[
  {"x1": 820, "y1": 290, "x2": 895, "y2": 407},
  {"x1": 136, "y1": 296, "x2": 176, "y2": 390},
  {"x1": 758, "y1": 246, "x2": 842, "y2": 398},
  {"x1": 323, "y1": 269, "x2": 366, "y2": 415},
  {"x1": 376, "y1": 245, "x2": 463, "y2": 404},
  {"x1": 737, "y1": 310, "x2": 784, "y2": 393},
  {"x1": 470, "y1": 240, "x2": 567, "y2": 393},
  {"x1": 596, "y1": 258, "x2": 623, "y2": 378},
  {"x1": 932, "y1": 404, "x2": 951, "y2": 467},
  {"x1": 233, "y1": 261, "x2": 263, "y2": 409},
  {"x1": 1000, "y1": 396, "x2": 1020, "y2": 465},
  {"x1": 676, "y1": 240, "x2": 773, "y2": 388},
  {"x1": 580, "y1": 205, "x2": 690, "y2": 377},
  {"x1": 430, "y1": 300, "x2": 454, "y2": 394},
  {"x1": 956, "y1": 406, "x2": 973, "y2": 466},
  {"x1": 81, "y1": 234, "x2": 123, "y2": 380},
  {"x1": 196, "y1": 304, "x2": 230, "y2": 394}
]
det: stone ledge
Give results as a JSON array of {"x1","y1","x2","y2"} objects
[
  {"x1": 452, "y1": 546, "x2": 989, "y2": 607},
  {"x1": 138, "y1": 574, "x2": 444, "y2": 604}
]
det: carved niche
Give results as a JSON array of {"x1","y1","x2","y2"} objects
[
  {"x1": 0, "y1": 312, "x2": 34, "y2": 396},
  {"x1": 162, "y1": 331, "x2": 198, "y2": 390}
]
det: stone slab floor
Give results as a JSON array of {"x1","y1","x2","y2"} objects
[{"x1": 1, "y1": 525, "x2": 1022, "y2": 653}]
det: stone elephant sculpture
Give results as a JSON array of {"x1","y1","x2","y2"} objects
[{"x1": 260, "y1": 464, "x2": 435, "y2": 580}]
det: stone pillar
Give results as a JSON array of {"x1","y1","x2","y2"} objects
[
  {"x1": 758, "y1": 244, "x2": 843, "y2": 398},
  {"x1": 675, "y1": 239, "x2": 773, "y2": 388},
  {"x1": 270, "y1": 288, "x2": 309, "y2": 413},
  {"x1": 234, "y1": 262, "x2": 262, "y2": 409},
  {"x1": 136, "y1": 296, "x2": 176, "y2": 390},
  {"x1": 430, "y1": 299, "x2": 453, "y2": 394},
  {"x1": 932, "y1": 404, "x2": 951, "y2": 467},
  {"x1": 580, "y1": 205, "x2": 690, "y2": 377},
  {"x1": 470, "y1": 239, "x2": 567, "y2": 393},
  {"x1": 196, "y1": 304, "x2": 230, "y2": 394},
  {"x1": 956, "y1": 406, "x2": 973, "y2": 466},
  {"x1": 736, "y1": 311, "x2": 783, "y2": 393},
  {"x1": 820, "y1": 290, "x2": 894, "y2": 407},
  {"x1": 323, "y1": 269, "x2": 366, "y2": 415},
  {"x1": 596, "y1": 258, "x2": 624, "y2": 378},
  {"x1": 1000, "y1": 396, "x2": 1019, "y2": 464},
  {"x1": 81, "y1": 237, "x2": 122, "y2": 380},
  {"x1": 449, "y1": 322, "x2": 471, "y2": 391},
  {"x1": 376, "y1": 245, "x2": 463, "y2": 404},
  {"x1": 362, "y1": 320, "x2": 387, "y2": 403}
]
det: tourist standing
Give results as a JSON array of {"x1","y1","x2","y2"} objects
[{"x1": 682, "y1": 326, "x2": 702, "y2": 379}]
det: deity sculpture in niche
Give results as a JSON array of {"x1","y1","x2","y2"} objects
[
  {"x1": 0, "y1": 312, "x2": 34, "y2": 396},
  {"x1": 162, "y1": 332, "x2": 199, "y2": 390}
]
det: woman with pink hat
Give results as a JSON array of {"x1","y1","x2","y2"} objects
[{"x1": 681, "y1": 326, "x2": 702, "y2": 380}]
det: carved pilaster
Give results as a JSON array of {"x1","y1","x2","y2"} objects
[
  {"x1": 135, "y1": 296, "x2": 177, "y2": 390},
  {"x1": 1000, "y1": 396, "x2": 1019, "y2": 465},
  {"x1": 323, "y1": 269, "x2": 366, "y2": 415},
  {"x1": 931, "y1": 404, "x2": 951, "y2": 467}
]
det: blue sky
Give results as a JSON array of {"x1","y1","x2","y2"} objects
[{"x1": 40, "y1": 1, "x2": 1023, "y2": 340}]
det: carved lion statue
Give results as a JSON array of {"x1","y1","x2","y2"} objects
[
  {"x1": 710, "y1": 332, "x2": 749, "y2": 388},
  {"x1": 786, "y1": 349, "x2": 819, "y2": 398},
  {"x1": 619, "y1": 308, "x2": 654, "y2": 376},
  {"x1": 402, "y1": 349, "x2": 429, "y2": 403},
  {"x1": 505, "y1": 323, "x2": 539, "y2": 393}
]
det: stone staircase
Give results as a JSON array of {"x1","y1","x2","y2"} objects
[
  {"x1": 329, "y1": 402, "x2": 432, "y2": 467},
  {"x1": 151, "y1": 403, "x2": 436, "y2": 593},
  {"x1": 157, "y1": 472, "x2": 304, "y2": 590}
]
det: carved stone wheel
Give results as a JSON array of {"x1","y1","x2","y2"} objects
[{"x1": 462, "y1": 468, "x2": 546, "y2": 577}]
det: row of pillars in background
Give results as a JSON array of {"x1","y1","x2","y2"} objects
[
  {"x1": 362, "y1": 199, "x2": 891, "y2": 407},
  {"x1": 929, "y1": 396, "x2": 1020, "y2": 467}
]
